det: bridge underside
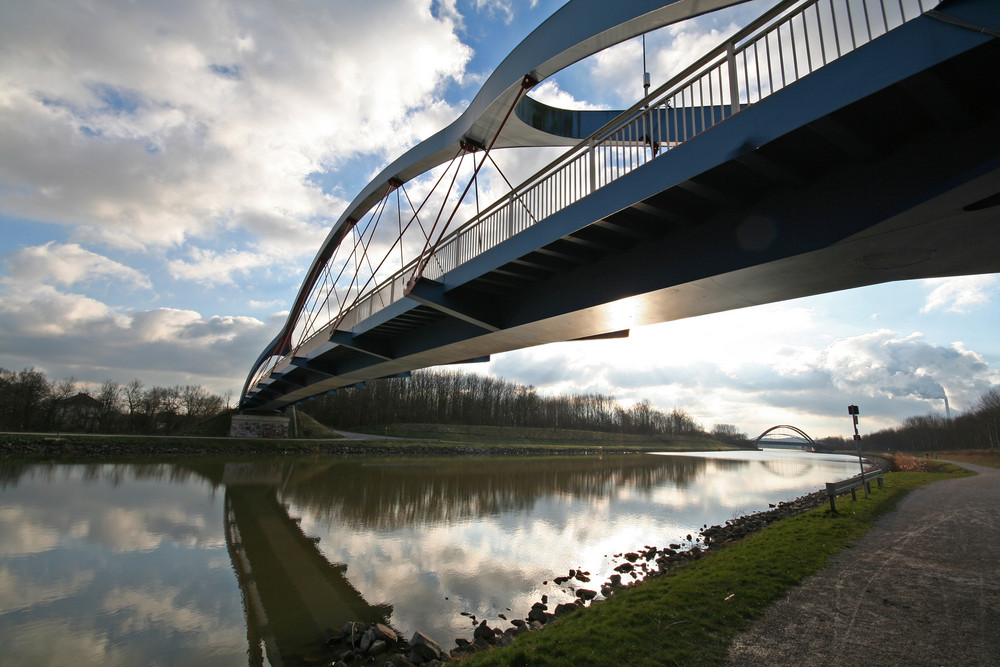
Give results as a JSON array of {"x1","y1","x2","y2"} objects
[{"x1": 246, "y1": 8, "x2": 1000, "y2": 411}]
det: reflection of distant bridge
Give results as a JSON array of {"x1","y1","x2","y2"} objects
[{"x1": 755, "y1": 425, "x2": 815, "y2": 451}]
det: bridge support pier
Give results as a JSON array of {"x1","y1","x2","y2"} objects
[{"x1": 230, "y1": 413, "x2": 290, "y2": 439}]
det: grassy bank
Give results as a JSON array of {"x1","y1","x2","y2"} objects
[
  {"x1": 938, "y1": 449, "x2": 1000, "y2": 469},
  {"x1": 460, "y1": 464, "x2": 970, "y2": 666},
  {"x1": 365, "y1": 422, "x2": 741, "y2": 451}
]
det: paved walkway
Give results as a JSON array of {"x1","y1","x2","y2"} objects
[{"x1": 725, "y1": 461, "x2": 1000, "y2": 666}]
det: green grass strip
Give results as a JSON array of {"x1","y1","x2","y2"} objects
[{"x1": 460, "y1": 466, "x2": 970, "y2": 666}]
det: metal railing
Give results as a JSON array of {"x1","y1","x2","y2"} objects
[{"x1": 248, "y1": 0, "x2": 939, "y2": 398}]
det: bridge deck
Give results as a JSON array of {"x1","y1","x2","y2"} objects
[{"x1": 245, "y1": 0, "x2": 1000, "y2": 411}]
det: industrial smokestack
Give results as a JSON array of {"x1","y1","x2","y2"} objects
[{"x1": 944, "y1": 394, "x2": 951, "y2": 421}]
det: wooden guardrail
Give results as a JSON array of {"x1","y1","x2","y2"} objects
[{"x1": 826, "y1": 470, "x2": 885, "y2": 512}]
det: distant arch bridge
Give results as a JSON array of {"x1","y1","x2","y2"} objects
[
  {"x1": 241, "y1": 0, "x2": 1000, "y2": 411},
  {"x1": 755, "y1": 425, "x2": 816, "y2": 451}
]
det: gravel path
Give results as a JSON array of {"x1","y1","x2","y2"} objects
[{"x1": 725, "y1": 461, "x2": 1000, "y2": 666}]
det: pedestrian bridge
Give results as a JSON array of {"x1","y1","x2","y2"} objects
[
  {"x1": 242, "y1": 0, "x2": 1000, "y2": 411},
  {"x1": 755, "y1": 425, "x2": 816, "y2": 451}
]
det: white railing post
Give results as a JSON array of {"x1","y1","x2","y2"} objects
[
  {"x1": 507, "y1": 191, "x2": 515, "y2": 238},
  {"x1": 589, "y1": 139, "x2": 597, "y2": 193},
  {"x1": 727, "y1": 41, "x2": 741, "y2": 117}
]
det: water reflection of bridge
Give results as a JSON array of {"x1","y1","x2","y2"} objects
[
  {"x1": 219, "y1": 463, "x2": 393, "y2": 666},
  {"x1": 195, "y1": 454, "x2": 720, "y2": 663},
  {"x1": 760, "y1": 459, "x2": 815, "y2": 478}
]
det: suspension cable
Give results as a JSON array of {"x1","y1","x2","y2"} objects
[
  {"x1": 356, "y1": 192, "x2": 392, "y2": 303},
  {"x1": 400, "y1": 183, "x2": 442, "y2": 274},
  {"x1": 287, "y1": 75, "x2": 538, "y2": 355},
  {"x1": 326, "y1": 147, "x2": 470, "y2": 332},
  {"x1": 409, "y1": 75, "x2": 537, "y2": 288},
  {"x1": 396, "y1": 186, "x2": 404, "y2": 271},
  {"x1": 487, "y1": 152, "x2": 540, "y2": 226},
  {"x1": 295, "y1": 180, "x2": 392, "y2": 349},
  {"x1": 417, "y1": 147, "x2": 471, "y2": 270}
]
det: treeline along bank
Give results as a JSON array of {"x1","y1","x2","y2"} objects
[
  {"x1": 299, "y1": 369, "x2": 712, "y2": 437},
  {"x1": 0, "y1": 367, "x2": 229, "y2": 434},
  {"x1": 2, "y1": 364, "x2": 997, "y2": 452},
  {"x1": 1, "y1": 365, "x2": 739, "y2": 441}
]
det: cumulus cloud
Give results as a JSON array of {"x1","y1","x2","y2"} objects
[
  {"x1": 0, "y1": 282, "x2": 127, "y2": 337},
  {"x1": 818, "y1": 330, "x2": 991, "y2": 402},
  {"x1": 3, "y1": 242, "x2": 151, "y2": 289},
  {"x1": 650, "y1": 19, "x2": 741, "y2": 81},
  {"x1": 0, "y1": 0, "x2": 485, "y2": 392},
  {"x1": 0, "y1": 240, "x2": 275, "y2": 393},
  {"x1": 482, "y1": 306, "x2": 998, "y2": 437},
  {"x1": 0, "y1": 0, "x2": 471, "y2": 260},
  {"x1": 0, "y1": 280, "x2": 276, "y2": 393},
  {"x1": 166, "y1": 248, "x2": 271, "y2": 286}
]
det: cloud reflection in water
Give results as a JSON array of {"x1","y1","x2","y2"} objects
[{"x1": 0, "y1": 452, "x2": 862, "y2": 664}]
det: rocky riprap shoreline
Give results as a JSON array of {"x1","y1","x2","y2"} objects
[{"x1": 316, "y1": 489, "x2": 835, "y2": 666}]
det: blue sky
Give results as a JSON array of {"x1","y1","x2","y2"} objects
[{"x1": 1, "y1": 0, "x2": 997, "y2": 438}]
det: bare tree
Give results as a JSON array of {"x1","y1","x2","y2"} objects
[
  {"x1": 124, "y1": 379, "x2": 144, "y2": 433},
  {"x1": 48, "y1": 376, "x2": 79, "y2": 429},
  {"x1": 14, "y1": 368, "x2": 50, "y2": 430},
  {"x1": 97, "y1": 380, "x2": 123, "y2": 432},
  {"x1": 711, "y1": 423, "x2": 747, "y2": 444}
]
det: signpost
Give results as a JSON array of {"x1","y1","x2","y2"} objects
[{"x1": 848, "y1": 404, "x2": 867, "y2": 497}]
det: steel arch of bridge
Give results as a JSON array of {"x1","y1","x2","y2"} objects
[
  {"x1": 242, "y1": 0, "x2": 755, "y2": 407},
  {"x1": 755, "y1": 425, "x2": 816, "y2": 449},
  {"x1": 242, "y1": 0, "x2": 1000, "y2": 410}
]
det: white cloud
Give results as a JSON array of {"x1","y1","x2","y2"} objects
[
  {"x1": 0, "y1": 0, "x2": 484, "y2": 393},
  {"x1": 527, "y1": 80, "x2": 609, "y2": 110},
  {"x1": 651, "y1": 21, "x2": 741, "y2": 81},
  {"x1": 817, "y1": 330, "x2": 991, "y2": 403},
  {"x1": 471, "y1": 0, "x2": 518, "y2": 24},
  {"x1": 481, "y1": 300, "x2": 998, "y2": 437},
  {"x1": 921, "y1": 274, "x2": 999, "y2": 313},
  {"x1": 0, "y1": 0, "x2": 471, "y2": 255},
  {"x1": 0, "y1": 281, "x2": 275, "y2": 393},
  {"x1": 248, "y1": 298, "x2": 284, "y2": 310},
  {"x1": 0, "y1": 282, "x2": 127, "y2": 337},
  {"x1": 3, "y1": 242, "x2": 151, "y2": 289},
  {"x1": 166, "y1": 247, "x2": 270, "y2": 286}
]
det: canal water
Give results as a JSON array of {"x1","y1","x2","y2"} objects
[{"x1": 0, "y1": 450, "x2": 863, "y2": 665}]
